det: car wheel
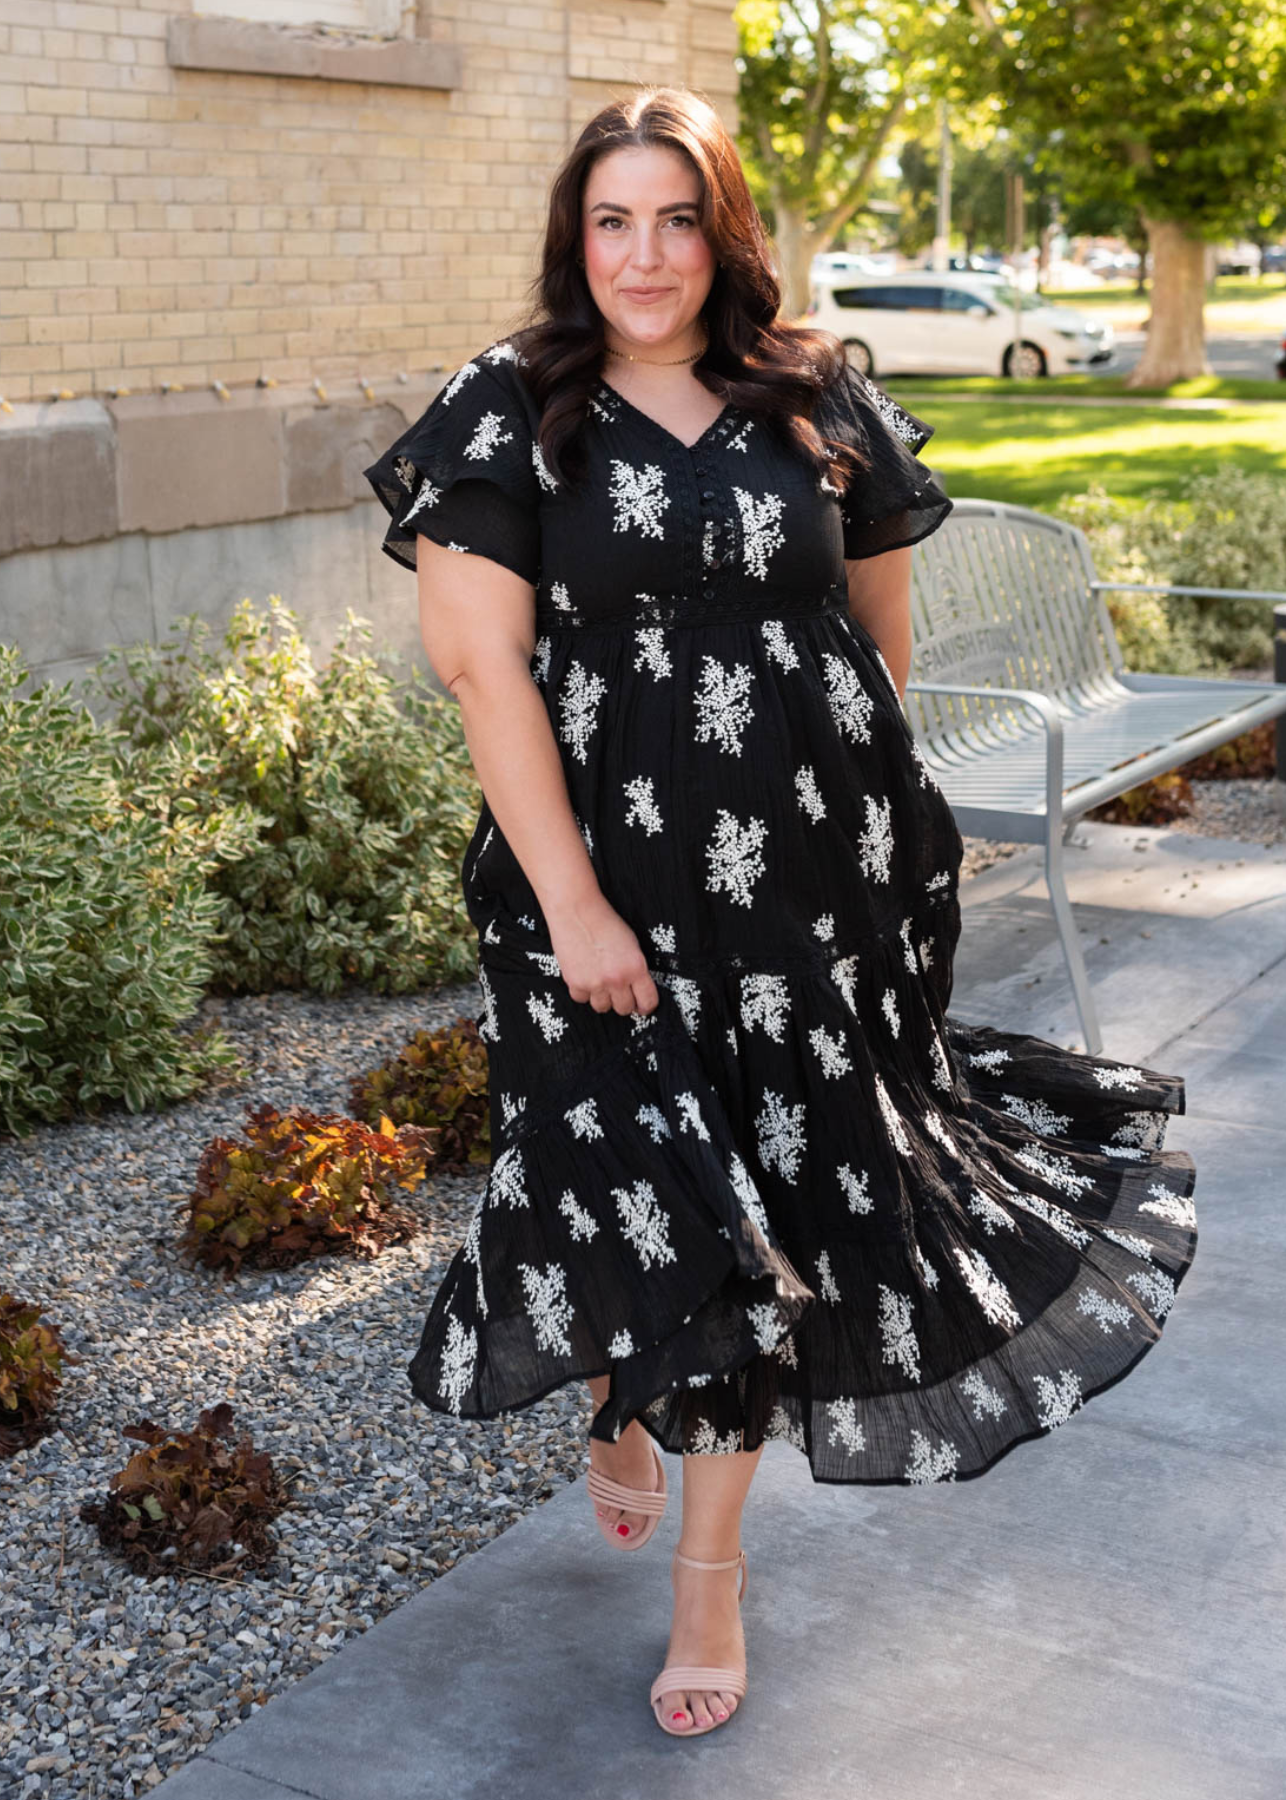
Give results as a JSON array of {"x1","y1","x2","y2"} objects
[
  {"x1": 843, "y1": 339, "x2": 874, "y2": 378},
  {"x1": 1002, "y1": 339, "x2": 1047, "y2": 379}
]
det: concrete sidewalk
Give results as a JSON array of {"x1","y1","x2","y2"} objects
[{"x1": 154, "y1": 821, "x2": 1286, "y2": 1800}]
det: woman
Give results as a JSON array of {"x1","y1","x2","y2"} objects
[{"x1": 363, "y1": 86, "x2": 1197, "y2": 1740}]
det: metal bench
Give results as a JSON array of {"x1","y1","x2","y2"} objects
[{"x1": 904, "y1": 496, "x2": 1286, "y2": 1053}]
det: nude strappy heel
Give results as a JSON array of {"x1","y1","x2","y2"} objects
[
  {"x1": 586, "y1": 1430, "x2": 668, "y2": 1551},
  {"x1": 649, "y1": 1544, "x2": 749, "y2": 1736}
]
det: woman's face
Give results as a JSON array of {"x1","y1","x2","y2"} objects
[{"x1": 580, "y1": 144, "x2": 717, "y2": 355}]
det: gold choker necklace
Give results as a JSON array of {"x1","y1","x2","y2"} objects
[{"x1": 604, "y1": 335, "x2": 708, "y2": 366}]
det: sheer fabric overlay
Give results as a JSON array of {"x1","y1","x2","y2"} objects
[{"x1": 361, "y1": 340, "x2": 1197, "y2": 1486}]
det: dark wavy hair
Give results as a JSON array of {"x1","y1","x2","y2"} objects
[{"x1": 501, "y1": 84, "x2": 872, "y2": 492}]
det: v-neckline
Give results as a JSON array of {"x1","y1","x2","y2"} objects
[{"x1": 595, "y1": 377, "x2": 733, "y2": 454}]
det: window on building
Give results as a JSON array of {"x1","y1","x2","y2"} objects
[{"x1": 194, "y1": 1, "x2": 404, "y2": 31}]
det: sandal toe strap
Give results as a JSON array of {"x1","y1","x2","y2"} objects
[
  {"x1": 586, "y1": 1464, "x2": 667, "y2": 1516},
  {"x1": 650, "y1": 1664, "x2": 748, "y2": 1705}
]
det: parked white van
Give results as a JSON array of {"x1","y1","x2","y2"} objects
[{"x1": 805, "y1": 271, "x2": 1116, "y2": 378}]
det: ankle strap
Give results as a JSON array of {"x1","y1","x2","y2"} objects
[{"x1": 673, "y1": 1546, "x2": 744, "y2": 1571}]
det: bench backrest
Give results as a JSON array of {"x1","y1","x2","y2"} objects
[{"x1": 906, "y1": 498, "x2": 1125, "y2": 747}]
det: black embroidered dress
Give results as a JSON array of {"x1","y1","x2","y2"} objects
[{"x1": 362, "y1": 338, "x2": 1198, "y2": 1486}]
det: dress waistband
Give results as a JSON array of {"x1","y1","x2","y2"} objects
[{"x1": 533, "y1": 581, "x2": 852, "y2": 633}]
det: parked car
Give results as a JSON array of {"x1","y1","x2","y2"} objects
[
  {"x1": 1260, "y1": 245, "x2": 1286, "y2": 275},
  {"x1": 804, "y1": 270, "x2": 1116, "y2": 378}
]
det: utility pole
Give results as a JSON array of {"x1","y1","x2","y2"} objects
[
  {"x1": 930, "y1": 97, "x2": 952, "y2": 271},
  {"x1": 1005, "y1": 168, "x2": 1026, "y2": 376}
]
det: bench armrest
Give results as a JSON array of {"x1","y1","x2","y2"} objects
[
  {"x1": 904, "y1": 681, "x2": 1065, "y2": 822},
  {"x1": 1088, "y1": 580, "x2": 1286, "y2": 604}
]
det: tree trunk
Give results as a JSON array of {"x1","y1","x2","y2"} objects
[
  {"x1": 771, "y1": 203, "x2": 824, "y2": 321},
  {"x1": 1128, "y1": 216, "x2": 1212, "y2": 386}
]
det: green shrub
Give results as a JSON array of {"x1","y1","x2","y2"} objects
[
  {"x1": 83, "y1": 598, "x2": 484, "y2": 997},
  {"x1": 1053, "y1": 467, "x2": 1284, "y2": 675},
  {"x1": 0, "y1": 646, "x2": 253, "y2": 1141},
  {"x1": 349, "y1": 1016, "x2": 491, "y2": 1168}
]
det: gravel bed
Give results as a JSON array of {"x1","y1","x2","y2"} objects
[
  {"x1": 0, "y1": 980, "x2": 596, "y2": 1800},
  {"x1": 1, "y1": 789, "x2": 1279, "y2": 1797}
]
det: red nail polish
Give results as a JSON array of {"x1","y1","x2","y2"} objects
[
  {"x1": 672, "y1": 1711, "x2": 686, "y2": 1722},
  {"x1": 617, "y1": 1523, "x2": 630, "y2": 1535}
]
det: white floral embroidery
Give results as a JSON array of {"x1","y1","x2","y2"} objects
[
  {"x1": 1139, "y1": 1185, "x2": 1196, "y2": 1229},
  {"x1": 878, "y1": 1284, "x2": 921, "y2": 1381},
  {"x1": 830, "y1": 953, "x2": 861, "y2": 1014},
  {"x1": 529, "y1": 441, "x2": 557, "y2": 500},
  {"x1": 675, "y1": 1091, "x2": 711, "y2": 1141},
  {"x1": 530, "y1": 635, "x2": 552, "y2": 683},
  {"x1": 499, "y1": 1089, "x2": 526, "y2": 1126},
  {"x1": 690, "y1": 1416, "x2": 742, "y2": 1454},
  {"x1": 549, "y1": 578, "x2": 573, "y2": 610},
  {"x1": 438, "y1": 1313, "x2": 477, "y2": 1412},
  {"x1": 795, "y1": 764, "x2": 827, "y2": 822},
  {"x1": 809, "y1": 1024, "x2": 852, "y2": 1078},
  {"x1": 748, "y1": 1301, "x2": 787, "y2": 1353},
  {"x1": 613, "y1": 1179, "x2": 677, "y2": 1270},
  {"x1": 930, "y1": 1030, "x2": 953, "y2": 1090},
  {"x1": 857, "y1": 792, "x2": 894, "y2": 882},
  {"x1": 662, "y1": 972, "x2": 703, "y2": 1036},
  {"x1": 827, "y1": 1397, "x2": 866, "y2": 1456},
  {"x1": 564, "y1": 1098, "x2": 603, "y2": 1140},
  {"x1": 857, "y1": 371, "x2": 924, "y2": 447},
  {"x1": 607, "y1": 1328, "x2": 634, "y2": 1358},
  {"x1": 874, "y1": 1074, "x2": 912, "y2": 1157},
  {"x1": 774, "y1": 1329, "x2": 799, "y2": 1368},
  {"x1": 526, "y1": 991, "x2": 567, "y2": 1044},
  {"x1": 960, "y1": 1368, "x2": 1008, "y2": 1421},
  {"x1": 740, "y1": 972, "x2": 792, "y2": 1042},
  {"x1": 923, "y1": 1109, "x2": 960, "y2": 1157},
  {"x1": 755, "y1": 1089, "x2": 808, "y2": 1183},
  {"x1": 1015, "y1": 1143, "x2": 1096, "y2": 1198},
  {"x1": 926, "y1": 869, "x2": 952, "y2": 893},
  {"x1": 732, "y1": 486, "x2": 787, "y2": 579},
  {"x1": 916, "y1": 1242, "x2": 940, "y2": 1289},
  {"x1": 1002, "y1": 1093, "x2": 1073, "y2": 1137},
  {"x1": 967, "y1": 1188, "x2": 1017, "y2": 1234},
  {"x1": 608, "y1": 458, "x2": 671, "y2": 539},
  {"x1": 636, "y1": 1102, "x2": 672, "y2": 1144},
  {"x1": 1101, "y1": 1226, "x2": 1155, "y2": 1260},
  {"x1": 519, "y1": 1261, "x2": 575, "y2": 1356},
  {"x1": 650, "y1": 922, "x2": 676, "y2": 952},
  {"x1": 838, "y1": 1163, "x2": 873, "y2": 1214},
  {"x1": 488, "y1": 1144, "x2": 530, "y2": 1209},
  {"x1": 881, "y1": 987, "x2": 901, "y2": 1036},
  {"x1": 556, "y1": 659, "x2": 609, "y2": 764},
  {"x1": 704, "y1": 807, "x2": 768, "y2": 907},
  {"x1": 1033, "y1": 1368, "x2": 1083, "y2": 1430},
  {"x1": 462, "y1": 1203, "x2": 488, "y2": 1318},
  {"x1": 728, "y1": 1150, "x2": 773, "y2": 1238},
  {"x1": 558, "y1": 1189, "x2": 599, "y2": 1242},
  {"x1": 817, "y1": 1249, "x2": 841, "y2": 1301},
  {"x1": 701, "y1": 516, "x2": 716, "y2": 566},
  {"x1": 693, "y1": 654, "x2": 756, "y2": 755},
  {"x1": 442, "y1": 360, "x2": 482, "y2": 402},
  {"x1": 821, "y1": 653, "x2": 875, "y2": 745},
  {"x1": 953, "y1": 1247, "x2": 1022, "y2": 1330},
  {"x1": 1126, "y1": 1266, "x2": 1177, "y2": 1317},
  {"x1": 905, "y1": 1430, "x2": 959, "y2": 1483},
  {"x1": 1076, "y1": 1286, "x2": 1135, "y2": 1334},
  {"x1": 765, "y1": 1404, "x2": 806, "y2": 1449},
  {"x1": 761, "y1": 618, "x2": 801, "y2": 670},
  {"x1": 968, "y1": 1047, "x2": 1011, "y2": 1071},
  {"x1": 633, "y1": 626, "x2": 672, "y2": 678},
  {"x1": 1004, "y1": 1187, "x2": 1093, "y2": 1248},
  {"x1": 622, "y1": 774, "x2": 664, "y2": 835},
  {"x1": 1093, "y1": 1064, "x2": 1145, "y2": 1092},
  {"x1": 524, "y1": 949, "x2": 561, "y2": 976}
]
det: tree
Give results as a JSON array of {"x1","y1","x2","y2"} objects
[
  {"x1": 960, "y1": 0, "x2": 1286, "y2": 383},
  {"x1": 735, "y1": 1, "x2": 961, "y2": 313}
]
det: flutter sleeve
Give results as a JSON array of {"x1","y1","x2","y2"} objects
[
  {"x1": 824, "y1": 363, "x2": 953, "y2": 561},
  {"x1": 362, "y1": 352, "x2": 542, "y2": 583}
]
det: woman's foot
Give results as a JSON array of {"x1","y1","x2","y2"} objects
[
  {"x1": 655, "y1": 1541, "x2": 746, "y2": 1731},
  {"x1": 587, "y1": 1419, "x2": 662, "y2": 1541}
]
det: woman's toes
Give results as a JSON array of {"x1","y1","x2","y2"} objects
[
  {"x1": 662, "y1": 1691, "x2": 692, "y2": 1729},
  {"x1": 688, "y1": 1690, "x2": 715, "y2": 1729},
  {"x1": 716, "y1": 1691, "x2": 737, "y2": 1718}
]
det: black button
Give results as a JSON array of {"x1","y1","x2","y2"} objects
[
  {"x1": 707, "y1": 555, "x2": 722, "y2": 569},
  {"x1": 702, "y1": 586, "x2": 715, "y2": 599}
]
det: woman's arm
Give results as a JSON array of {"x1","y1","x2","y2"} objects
[
  {"x1": 844, "y1": 543, "x2": 913, "y2": 700},
  {"x1": 417, "y1": 538, "x2": 659, "y2": 1017}
]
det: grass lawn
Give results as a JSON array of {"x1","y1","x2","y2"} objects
[{"x1": 884, "y1": 394, "x2": 1286, "y2": 512}]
